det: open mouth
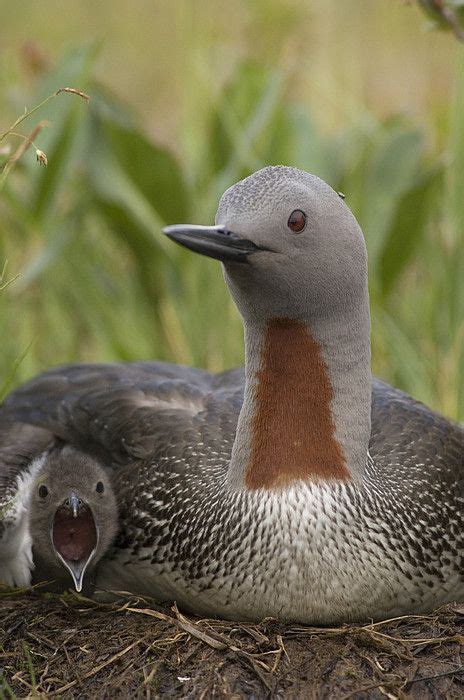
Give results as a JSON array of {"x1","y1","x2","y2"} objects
[{"x1": 51, "y1": 494, "x2": 99, "y2": 592}]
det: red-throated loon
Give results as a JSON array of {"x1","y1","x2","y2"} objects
[{"x1": 1, "y1": 167, "x2": 462, "y2": 623}]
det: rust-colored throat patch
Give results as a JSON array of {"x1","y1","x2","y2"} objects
[{"x1": 246, "y1": 318, "x2": 349, "y2": 490}]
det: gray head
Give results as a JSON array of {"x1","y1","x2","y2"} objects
[
  {"x1": 165, "y1": 166, "x2": 368, "y2": 322},
  {"x1": 29, "y1": 445, "x2": 117, "y2": 592}
]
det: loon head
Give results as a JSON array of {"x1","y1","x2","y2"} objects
[{"x1": 164, "y1": 165, "x2": 368, "y2": 323}]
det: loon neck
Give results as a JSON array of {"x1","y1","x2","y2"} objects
[{"x1": 226, "y1": 303, "x2": 372, "y2": 491}]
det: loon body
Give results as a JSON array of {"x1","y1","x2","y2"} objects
[{"x1": 0, "y1": 167, "x2": 462, "y2": 623}]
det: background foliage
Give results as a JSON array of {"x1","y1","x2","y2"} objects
[{"x1": 1, "y1": 0, "x2": 464, "y2": 419}]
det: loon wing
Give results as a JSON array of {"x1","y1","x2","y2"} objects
[{"x1": 0, "y1": 362, "x2": 243, "y2": 466}]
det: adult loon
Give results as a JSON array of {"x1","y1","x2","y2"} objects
[{"x1": 1, "y1": 166, "x2": 462, "y2": 623}]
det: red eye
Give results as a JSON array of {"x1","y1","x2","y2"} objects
[{"x1": 287, "y1": 209, "x2": 306, "y2": 233}]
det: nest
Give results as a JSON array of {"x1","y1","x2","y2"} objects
[{"x1": 0, "y1": 587, "x2": 463, "y2": 698}]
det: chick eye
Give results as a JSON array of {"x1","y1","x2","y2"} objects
[
  {"x1": 38, "y1": 484, "x2": 49, "y2": 498},
  {"x1": 96, "y1": 481, "x2": 104, "y2": 494},
  {"x1": 287, "y1": 209, "x2": 306, "y2": 233}
]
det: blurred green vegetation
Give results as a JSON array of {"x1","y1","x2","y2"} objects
[{"x1": 1, "y1": 1, "x2": 464, "y2": 421}]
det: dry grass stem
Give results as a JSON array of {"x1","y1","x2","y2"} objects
[
  {"x1": 0, "y1": 85, "x2": 90, "y2": 186},
  {"x1": 0, "y1": 590, "x2": 462, "y2": 697},
  {"x1": 55, "y1": 86, "x2": 90, "y2": 102}
]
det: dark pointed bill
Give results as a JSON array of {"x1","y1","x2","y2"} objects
[
  {"x1": 164, "y1": 224, "x2": 263, "y2": 263},
  {"x1": 68, "y1": 492, "x2": 81, "y2": 518}
]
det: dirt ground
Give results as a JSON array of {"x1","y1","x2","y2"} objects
[{"x1": 0, "y1": 587, "x2": 463, "y2": 699}]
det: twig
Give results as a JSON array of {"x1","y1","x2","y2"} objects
[
  {"x1": 405, "y1": 665, "x2": 464, "y2": 686},
  {"x1": 0, "y1": 261, "x2": 20, "y2": 292},
  {"x1": 0, "y1": 121, "x2": 49, "y2": 186},
  {"x1": 0, "y1": 85, "x2": 90, "y2": 186},
  {"x1": 420, "y1": 0, "x2": 464, "y2": 41},
  {"x1": 123, "y1": 605, "x2": 229, "y2": 650},
  {"x1": 0, "y1": 86, "x2": 89, "y2": 142},
  {"x1": 50, "y1": 638, "x2": 141, "y2": 695}
]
